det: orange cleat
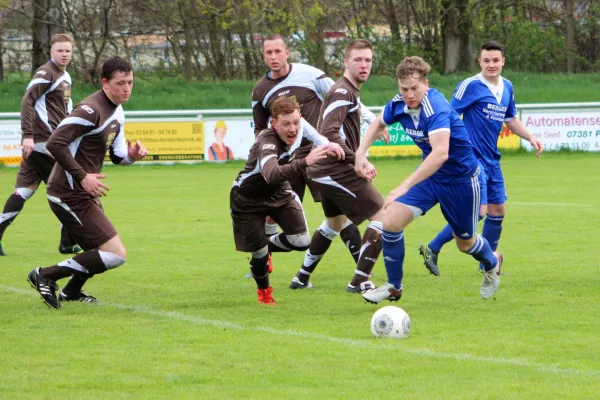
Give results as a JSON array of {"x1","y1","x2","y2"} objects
[{"x1": 257, "y1": 287, "x2": 276, "y2": 305}]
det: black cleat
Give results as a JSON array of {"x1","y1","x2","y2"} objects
[
  {"x1": 27, "y1": 267, "x2": 61, "y2": 309},
  {"x1": 289, "y1": 276, "x2": 314, "y2": 289},
  {"x1": 419, "y1": 242, "x2": 440, "y2": 276},
  {"x1": 0, "y1": 241, "x2": 5, "y2": 256},
  {"x1": 59, "y1": 290, "x2": 98, "y2": 303},
  {"x1": 59, "y1": 244, "x2": 84, "y2": 255}
]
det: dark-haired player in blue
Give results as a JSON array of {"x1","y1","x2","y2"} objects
[
  {"x1": 355, "y1": 56, "x2": 502, "y2": 303},
  {"x1": 419, "y1": 41, "x2": 543, "y2": 276}
]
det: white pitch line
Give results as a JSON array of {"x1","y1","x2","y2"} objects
[
  {"x1": 2, "y1": 284, "x2": 599, "y2": 379},
  {"x1": 510, "y1": 202, "x2": 596, "y2": 207}
]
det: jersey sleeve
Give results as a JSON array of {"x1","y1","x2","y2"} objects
[
  {"x1": 314, "y1": 74, "x2": 335, "y2": 98},
  {"x1": 46, "y1": 105, "x2": 99, "y2": 182},
  {"x1": 252, "y1": 88, "x2": 270, "y2": 137},
  {"x1": 505, "y1": 83, "x2": 517, "y2": 121},
  {"x1": 109, "y1": 127, "x2": 133, "y2": 166},
  {"x1": 258, "y1": 138, "x2": 307, "y2": 185},
  {"x1": 301, "y1": 118, "x2": 328, "y2": 146},
  {"x1": 319, "y1": 89, "x2": 357, "y2": 158},
  {"x1": 450, "y1": 79, "x2": 478, "y2": 115},
  {"x1": 20, "y1": 71, "x2": 53, "y2": 139},
  {"x1": 382, "y1": 96, "x2": 404, "y2": 126}
]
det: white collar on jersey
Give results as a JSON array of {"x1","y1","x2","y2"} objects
[
  {"x1": 404, "y1": 105, "x2": 422, "y2": 126},
  {"x1": 477, "y1": 73, "x2": 504, "y2": 103}
]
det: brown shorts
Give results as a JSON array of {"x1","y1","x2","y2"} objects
[
  {"x1": 310, "y1": 171, "x2": 384, "y2": 225},
  {"x1": 289, "y1": 170, "x2": 322, "y2": 203},
  {"x1": 48, "y1": 195, "x2": 117, "y2": 251},
  {"x1": 15, "y1": 152, "x2": 55, "y2": 187},
  {"x1": 230, "y1": 189, "x2": 307, "y2": 252}
]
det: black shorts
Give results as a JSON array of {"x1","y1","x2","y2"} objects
[{"x1": 15, "y1": 152, "x2": 55, "y2": 187}]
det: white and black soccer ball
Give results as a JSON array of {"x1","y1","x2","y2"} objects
[{"x1": 370, "y1": 306, "x2": 411, "y2": 339}]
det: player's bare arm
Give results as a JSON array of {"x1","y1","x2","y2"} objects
[
  {"x1": 127, "y1": 139, "x2": 149, "y2": 161},
  {"x1": 506, "y1": 117, "x2": 543, "y2": 158}
]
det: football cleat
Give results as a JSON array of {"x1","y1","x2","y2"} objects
[
  {"x1": 289, "y1": 276, "x2": 314, "y2": 289},
  {"x1": 345, "y1": 280, "x2": 376, "y2": 294},
  {"x1": 362, "y1": 283, "x2": 403, "y2": 304},
  {"x1": 481, "y1": 252, "x2": 502, "y2": 299},
  {"x1": 58, "y1": 290, "x2": 98, "y2": 303},
  {"x1": 27, "y1": 267, "x2": 61, "y2": 309},
  {"x1": 257, "y1": 287, "x2": 276, "y2": 305},
  {"x1": 59, "y1": 244, "x2": 84, "y2": 255},
  {"x1": 419, "y1": 242, "x2": 440, "y2": 276}
]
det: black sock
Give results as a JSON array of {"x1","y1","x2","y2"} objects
[
  {"x1": 250, "y1": 254, "x2": 270, "y2": 289},
  {"x1": 0, "y1": 194, "x2": 26, "y2": 239}
]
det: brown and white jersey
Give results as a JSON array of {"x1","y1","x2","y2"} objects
[
  {"x1": 252, "y1": 63, "x2": 333, "y2": 157},
  {"x1": 308, "y1": 77, "x2": 362, "y2": 178},
  {"x1": 47, "y1": 90, "x2": 132, "y2": 200},
  {"x1": 20, "y1": 61, "x2": 73, "y2": 151},
  {"x1": 232, "y1": 128, "x2": 307, "y2": 205}
]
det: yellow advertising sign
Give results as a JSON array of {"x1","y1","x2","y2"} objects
[
  {"x1": 497, "y1": 123, "x2": 521, "y2": 149},
  {"x1": 124, "y1": 121, "x2": 205, "y2": 162}
]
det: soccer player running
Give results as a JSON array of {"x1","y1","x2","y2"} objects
[
  {"x1": 252, "y1": 34, "x2": 378, "y2": 273},
  {"x1": 356, "y1": 56, "x2": 502, "y2": 303},
  {"x1": 231, "y1": 97, "x2": 343, "y2": 305},
  {"x1": 27, "y1": 56, "x2": 148, "y2": 309},
  {"x1": 0, "y1": 33, "x2": 83, "y2": 256},
  {"x1": 290, "y1": 39, "x2": 387, "y2": 293},
  {"x1": 418, "y1": 41, "x2": 543, "y2": 276}
]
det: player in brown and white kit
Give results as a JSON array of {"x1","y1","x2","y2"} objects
[
  {"x1": 252, "y1": 34, "x2": 376, "y2": 273},
  {"x1": 290, "y1": 40, "x2": 388, "y2": 292},
  {"x1": 26, "y1": 56, "x2": 148, "y2": 309},
  {"x1": 232, "y1": 97, "x2": 343, "y2": 305},
  {"x1": 0, "y1": 34, "x2": 82, "y2": 256}
]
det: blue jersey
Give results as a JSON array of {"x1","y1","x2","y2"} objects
[
  {"x1": 382, "y1": 88, "x2": 479, "y2": 184},
  {"x1": 451, "y1": 74, "x2": 517, "y2": 165}
]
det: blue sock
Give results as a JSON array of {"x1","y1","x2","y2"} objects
[
  {"x1": 382, "y1": 230, "x2": 405, "y2": 290},
  {"x1": 479, "y1": 214, "x2": 503, "y2": 270},
  {"x1": 467, "y1": 235, "x2": 498, "y2": 271},
  {"x1": 429, "y1": 224, "x2": 454, "y2": 253}
]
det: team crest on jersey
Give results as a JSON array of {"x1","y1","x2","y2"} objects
[
  {"x1": 262, "y1": 144, "x2": 276, "y2": 150},
  {"x1": 80, "y1": 105, "x2": 94, "y2": 114},
  {"x1": 335, "y1": 88, "x2": 348, "y2": 95}
]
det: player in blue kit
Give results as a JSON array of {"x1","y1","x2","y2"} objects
[
  {"x1": 419, "y1": 41, "x2": 543, "y2": 276},
  {"x1": 355, "y1": 56, "x2": 502, "y2": 302}
]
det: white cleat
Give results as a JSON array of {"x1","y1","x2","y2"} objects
[
  {"x1": 362, "y1": 283, "x2": 402, "y2": 304},
  {"x1": 481, "y1": 251, "x2": 502, "y2": 299}
]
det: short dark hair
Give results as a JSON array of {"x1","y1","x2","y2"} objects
[
  {"x1": 101, "y1": 56, "x2": 132, "y2": 80},
  {"x1": 480, "y1": 41, "x2": 504, "y2": 56},
  {"x1": 271, "y1": 97, "x2": 300, "y2": 119},
  {"x1": 264, "y1": 34, "x2": 288, "y2": 48},
  {"x1": 396, "y1": 56, "x2": 431, "y2": 81},
  {"x1": 344, "y1": 39, "x2": 373, "y2": 59}
]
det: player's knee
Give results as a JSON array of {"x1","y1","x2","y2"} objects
[
  {"x1": 455, "y1": 237, "x2": 475, "y2": 253},
  {"x1": 287, "y1": 232, "x2": 311, "y2": 250},
  {"x1": 14, "y1": 187, "x2": 36, "y2": 200},
  {"x1": 251, "y1": 246, "x2": 268, "y2": 259},
  {"x1": 98, "y1": 250, "x2": 126, "y2": 270}
]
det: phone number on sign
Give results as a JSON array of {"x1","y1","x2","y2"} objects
[
  {"x1": 543, "y1": 141, "x2": 599, "y2": 150},
  {"x1": 565, "y1": 130, "x2": 600, "y2": 138}
]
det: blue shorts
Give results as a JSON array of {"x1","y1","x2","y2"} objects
[
  {"x1": 480, "y1": 162, "x2": 507, "y2": 205},
  {"x1": 397, "y1": 171, "x2": 481, "y2": 239}
]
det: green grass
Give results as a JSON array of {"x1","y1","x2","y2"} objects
[
  {"x1": 0, "y1": 152, "x2": 599, "y2": 399},
  {"x1": 0, "y1": 72, "x2": 599, "y2": 112}
]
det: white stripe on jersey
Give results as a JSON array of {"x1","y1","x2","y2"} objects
[
  {"x1": 422, "y1": 96, "x2": 434, "y2": 117},
  {"x1": 259, "y1": 154, "x2": 277, "y2": 169},
  {"x1": 59, "y1": 117, "x2": 96, "y2": 127},
  {"x1": 392, "y1": 94, "x2": 403, "y2": 102},
  {"x1": 26, "y1": 78, "x2": 51, "y2": 90},
  {"x1": 428, "y1": 128, "x2": 450, "y2": 136},
  {"x1": 454, "y1": 76, "x2": 478, "y2": 100},
  {"x1": 322, "y1": 100, "x2": 353, "y2": 119},
  {"x1": 311, "y1": 176, "x2": 357, "y2": 198},
  {"x1": 261, "y1": 64, "x2": 327, "y2": 107}
]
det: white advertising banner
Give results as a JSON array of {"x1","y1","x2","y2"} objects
[
  {"x1": 204, "y1": 118, "x2": 255, "y2": 161},
  {"x1": 0, "y1": 121, "x2": 23, "y2": 166},
  {"x1": 521, "y1": 109, "x2": 600, "y2": 152}
]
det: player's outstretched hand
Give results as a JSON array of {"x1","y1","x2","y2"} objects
[
  {"x1": 354, "y1": 156, "x2": 377, "y2": 181},
  {"x1": 21, "y1": 138, "x2": 34, "y2": 160},
  {"x1": 383, "y1": 184, "x2": 410, "y2": 209},
  {"x1": 127, "y1": 140, "x2": 149, "y2": 162},
  {"x1": 379, "y1": 127, "x2": 391, "y2": 145},
  {"x1": 81, "y1": 173, "x2": 110, "y2": 198},
  {"x1": 324, "y1": 142, "x2": 345, "y2": 160},
  {"x1": 305, "y1": 146, "x2": 329, "y2": 166},
  {"x1": 530, "y1": 138, "x2": 543, "y2": 158}
]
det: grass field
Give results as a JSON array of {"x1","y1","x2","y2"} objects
[
  {"x1": 0, "y1": 152, "x2": 599, "y2": 399},
  {"x1": 0, "y1": 72, "x2": 599, "y2": 112}
]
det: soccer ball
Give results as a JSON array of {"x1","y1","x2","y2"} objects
[{"x1": 370, "y1": 306, "x2": 411, "y2": 339}]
